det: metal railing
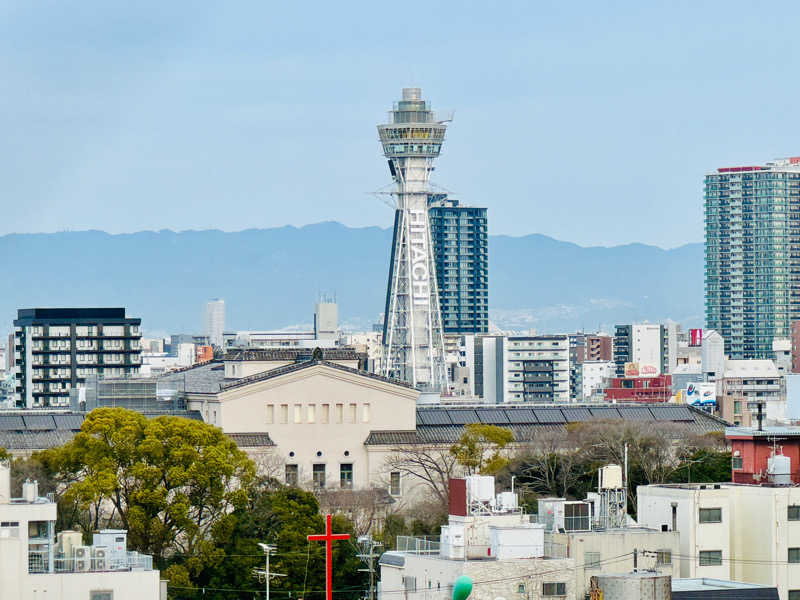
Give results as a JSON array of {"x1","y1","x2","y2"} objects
[
  {"x1": 396, "y1": 536, "x2": 440, "y2": 555},
  {"x1": 28, "y1": 550, "x2": 153, "y2": 574}
]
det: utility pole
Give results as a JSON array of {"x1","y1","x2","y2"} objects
[
  {"x1": 357, "y1": 535, "x2": 384, "y2": 600},
  {"x1": 254, "y1": 543, "x2": 286, "y2": 600}
]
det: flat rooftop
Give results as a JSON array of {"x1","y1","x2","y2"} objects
[
  {"x1": 673, "y1": 578, "x2": 775, "y2": 591},
  {"x1": 726, "y1": 426, "x2": 800, "y2": 438}
]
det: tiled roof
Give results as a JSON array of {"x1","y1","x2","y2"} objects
[
  {"x1": 158, "y1": 362, "x2": 227, "y2": 394},
  {"x1": 226, "y1": 432, "x2": 275, "y2": 447},
  {"x1": 0, "y1": 431, "x2": 79, "y2": 450},
  {"x1": 0, "y1": 409, "x2": 203, "y2": 452},
  {"x1": 224, "y1": 348, "x2": 364, "y2": 362},
  {"x1": 221, "y1": 359, "x2": 413, "y2": 391},
  {"x1": 365, "y1": 404, "x2": 727, "y2": 445}
]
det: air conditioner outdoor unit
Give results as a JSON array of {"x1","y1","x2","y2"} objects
[
  {"x1": 92, "y1": 546, "x2": 108, "y2": 571},
  {"x1": 73, "y1": 545, "x2": 91, "y2": 571}
]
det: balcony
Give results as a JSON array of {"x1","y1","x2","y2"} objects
[
  {"x1": 28, "y1": 549, "x2": 153, "y2": 574},
  {"x1": 395, "y1": 535, "x2": 440, "y2": 555}
]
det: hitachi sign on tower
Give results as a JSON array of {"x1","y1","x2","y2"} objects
[{"x1": 379, "y1": 88, "x2": 450, "y2": 391}]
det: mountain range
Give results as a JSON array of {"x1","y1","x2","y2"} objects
[{"x1": 0, "y1": 223, "x2": 703, "y2": 337}]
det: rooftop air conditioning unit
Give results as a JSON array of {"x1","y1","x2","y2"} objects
[
  {"x1": 73, "y1": 545, "x2": 91, "y2": 571},
  {"x1": 92, "y1": 546, "x2": 108, "y2": 571}
]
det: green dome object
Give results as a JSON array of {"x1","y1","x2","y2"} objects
[{"x1": 453, "y1": 575, "x2": 473, "y2": 600}]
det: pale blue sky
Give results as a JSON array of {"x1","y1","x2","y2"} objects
[{"x1": 2, "y1": 1, "x2": 799, "y2": 247}]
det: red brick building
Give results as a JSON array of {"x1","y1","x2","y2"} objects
[
  {"x1": 604, "y1": 374, "x2": 672, "y2": 403},
  {"x1": 585, "y1": 335, "x2": 612, "y2": 362},
  {"x1": 726, "y1": 427, "x2": 800, "y2": 485}
]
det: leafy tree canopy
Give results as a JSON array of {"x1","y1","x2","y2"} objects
[
  {"x1": 450, "y1": 423, "x2": 514, "y2": 475},
  {"x1": 37, "y1": 407, "x2": 255, "y2": 564}
]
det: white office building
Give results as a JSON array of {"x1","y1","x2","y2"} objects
[
  {"x1": 204, "y1": 299, "x2": 225, "y2": 348},
  {"x1": 638, "y1": 479, "x2": 800, "y2": 600}
]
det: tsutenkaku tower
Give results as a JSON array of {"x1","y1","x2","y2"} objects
[{"x1": 379, "y1": 88, "x2": 449, "y2": 391}]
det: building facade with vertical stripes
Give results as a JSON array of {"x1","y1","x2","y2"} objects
[{"x1": 705, "y1": 158, "x2": 800, "y2": 358}]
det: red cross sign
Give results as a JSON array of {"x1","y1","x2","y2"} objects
[{"x1": 308, "y1": 513, "x2": 350, "y2": 600}]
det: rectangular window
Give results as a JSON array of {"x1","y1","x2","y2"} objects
[
  {"x1": 699, "y1": 508, "x2": 722, "y2": 523},
  {"x1": 280, "y1": 404, "x2": 288, "y2": 424},
  {"x1": 340, "y1": 464, "x2": 353, "y2": 489},
  {"x1": 362, "y1": 403, "x2": 370, "y2": 423},
  {"x1": 307, "y1": 405, "x2": 315, "y2": 423},
  {"x1": 789, "y1": 591, "x2": 800, "y2": 600},
  {"x1": 790, "y1": 548, "x2": 800, "y2": 564},
  {"x1": 285, "y1": 465, "x2": 298, "y2": 487},
  {"x1": 266, "y1": 405, "x2": 274, "y2": 424},
  {"x1": 313, "y1": 464, "x2": 326, "y2": 489},
  {"x1": 656, "y1": 550, "x2": 672, "y2": 565},
  {"x1": 335, "y1": 404, "x2": 343, "y2": 424},
  {"x1": 584, "y1": 552, "x2": 600, "y2": 569},
  {"x1": 294, "y1": 404, "x2": 302, "y2": 424},
  {"x1": 349, "y1": 403, "x2": 357, "y2": 424},
  {"x1": 698, "y1": 550, "x2": 722, "y2": 566},
  {"x1": 541, "y1": 582, "x2": 566, "y2": 596},
  {"x1": 390, "y1": 471, "x2": 401, "y2": 496},
  {"x1": 789, "y1": 506, "x2": 800, "y2": 521},
  {"x1": 732, "y1": 456, "x2": 743, "y2": 470},
  {"x1": 321, "y1": 404, "x2": 330, "y2": 424}
]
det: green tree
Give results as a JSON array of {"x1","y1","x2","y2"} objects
[
  {"x1": 38, "y1": 407, "x2": 255, "y2": 566},
  {"x1": 174, "y1": 482, "x2": 364, "y2": 600},
  {"x1": 667, "y1": 449, "x2": 732, "y2": 484},
  {"x1": 450, "y1": 423, "x2": 514, "y2": 475}
]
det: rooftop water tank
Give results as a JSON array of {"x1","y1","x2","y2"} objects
[
  {"x1": 600, "y1": 464, "x2": 623, "y2": 489},
  {"x1": 592, "y1": 572, "x2": 670, "y2": 600},
  {"x1": 466, "y1": 475, "x2": 495, "y2": 502},
  {"x1": 767, "y1": 454, "x2": 792, "y2": 486}
]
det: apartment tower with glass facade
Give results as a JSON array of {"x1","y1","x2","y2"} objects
[
  {"x1": 428, "y1": 194, "x2": 488, "y2": 334},
  {"x1": 705, "y1": 157, "x2": 800, "y2": 358}
]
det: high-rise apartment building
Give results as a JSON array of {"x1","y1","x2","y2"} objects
[
  {"x1": 205, "y1": 299, "x2": 225, "y2": 348},
  {"x1": 12, "y1": 308, "x2": 142, "y2": 408},
  {"x1": 428, "y1": 194, "x2": 488, "y2": 334},
  {"x1": 705, "y1": 158, "x2": 800, "y2": 358}
]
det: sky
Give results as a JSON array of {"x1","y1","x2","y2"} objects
[{"x1": 2, "y1": 1, "x2": 800, "y2": 248}]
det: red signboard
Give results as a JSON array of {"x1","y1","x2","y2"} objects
[{"x1": 690, "y1": 328, "x2": 703, "y2": 347}]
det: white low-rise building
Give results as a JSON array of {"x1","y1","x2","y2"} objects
[
  {"x1": 638, "y1": 479, "x2": 800, "y2": 600},
  {"x1": 0, "y1": 462, "x2": 162, "y2": 599},
  {"x1": 581, "y1": 361, "x2": 616, "y2": 401},
  {"x1": 379, "y1": 476, "x2": 575, "y2": 600}
]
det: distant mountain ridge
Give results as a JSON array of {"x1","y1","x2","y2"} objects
[{"x1": 0, "y1": 223, "x2": 703, "y2": 336}]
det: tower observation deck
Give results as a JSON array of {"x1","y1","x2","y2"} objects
[{"x1": 379, "y1": 88, "x2": 449, "y2": 391}]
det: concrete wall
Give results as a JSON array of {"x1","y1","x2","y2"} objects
[
  {"x1": 638, "y1": 483, "x2": 800, "y2": 599},
  {"x1": 637, "y1": 485, "x2": 731, "y2": 580},
  {"x1": 556, "y1": 529, "x2": 679, "y2": 600},
  {"x1": 380, "y1": 553, "x2": 575, "y2": 600}
]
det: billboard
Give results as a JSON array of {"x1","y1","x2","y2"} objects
[
  {"x1": 686, "y1": 382, "x2": 716, "y2": 406},
  {"x1": 624, "y1": 362, "x2": 659, "y2": 378},
  {"x1": 689, "y1": 328, "x2": 703, "y2": 347},
  {"x1": 624, "y1": 362, "x2": 639, "y2": 377}
]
